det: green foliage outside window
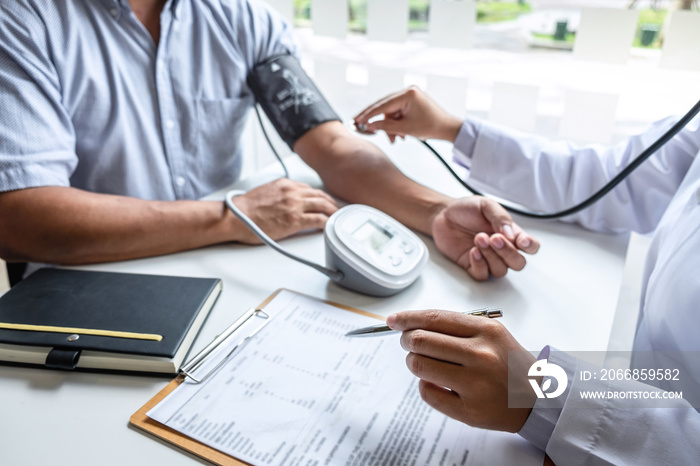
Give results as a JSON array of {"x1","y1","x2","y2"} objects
[
  {"x1": 633, "y1": 8, "x2": 666, "y2": 48},
  {"x1": 291, "y1": 1, "x2": 667, "y2": 50},
  {"x1": 476, "y1": 1, "x2": 531, "y2": 23},
  {"x1": 292, "y1": 1, "x2": 531, "y2": 33},
  {"x1": 533, "y1": 8, "x2": 667, "y2": 49}
]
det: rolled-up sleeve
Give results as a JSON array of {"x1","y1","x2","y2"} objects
[
  {"x1": 0, "y1": 3, "x2": 77, "y2": 193},
  {"x1": 228, "y1": 0, "x2": 298, "y2": 71}
]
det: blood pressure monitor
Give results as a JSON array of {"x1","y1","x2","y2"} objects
[
  {"x1": 239, "y1": 54, "x2": 430, "y2": 295},
  {"x1": 324, "y1": 205, "x2": 428, "y2": 296},
  {"x1": 225, "y1": 191, "x2": 428, "y2": 296}
]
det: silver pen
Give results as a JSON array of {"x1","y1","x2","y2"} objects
[{"x1": 345, "y1": 308, "x2": 503, "y2": 337}]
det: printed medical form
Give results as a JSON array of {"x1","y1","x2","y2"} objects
[{"x1": 148, "y1": 290, "x2": 542, "y2": 465}]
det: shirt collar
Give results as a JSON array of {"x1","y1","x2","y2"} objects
[
  {"x1": 171, "y1": 0, "x2": 182, "y2": 20},
  {"x1": 98, "y1": 0, "x2": 183, "y2": 21}
]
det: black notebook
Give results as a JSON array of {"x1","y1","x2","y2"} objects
[{"x1": 0, "y1": 268, "x2": 222, "y2": 376}]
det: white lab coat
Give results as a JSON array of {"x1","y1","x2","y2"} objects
[{"x1": 453, "y1": 114, "x2": 700, "y2": 465}]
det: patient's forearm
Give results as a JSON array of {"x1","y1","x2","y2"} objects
[
  {"x1": 0, "y1": 186, "x2": 235, "y2": 264},
  {"x1": 295, "y1": 124, "x2": 450, "y2": 236}
]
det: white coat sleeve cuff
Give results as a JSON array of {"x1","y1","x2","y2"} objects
[
  {"x1": 518, "y1": 347, "x2": 577, "y2": 452},
  {"x1": 452, "y1": 119, "x2": 482, "y2": 170}
]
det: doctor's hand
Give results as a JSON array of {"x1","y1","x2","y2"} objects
[
  {"x1": 354, "y1": 87, "x2": 462, "y2": 143},
  {"x1": 386, "y1": 309, "x2": 537, "y2": 433},
  {"x1": 228, "y1": 178, "x2": 338, "y2": 244},
  {"x1": 432, "y1": 197, "x2": 539, "y2": 281}
]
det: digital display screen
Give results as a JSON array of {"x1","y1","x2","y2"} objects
[{"x1": 352, "y1": 220, "x2": 393, "y2": 253}]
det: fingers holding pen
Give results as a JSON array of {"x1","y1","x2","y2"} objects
[
  {"x1": 400, "y1": 327, "x2": 471, "y2": 365},
  {"x1": 405, "y1": 351, "x2": 464, "y2": 391},
  {"x1": 417, "y1": 379, "x2": 462, "y2": 421},
  {"x1": 388, "y1": 309, "x2": 533, "y2": 432}
]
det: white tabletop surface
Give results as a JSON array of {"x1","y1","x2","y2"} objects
[{"x1": 0, "y1": 137, "x2": 632, "y2": 465}]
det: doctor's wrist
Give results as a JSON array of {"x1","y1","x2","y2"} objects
[{"x1": 438, "y1": 115, "x2": 464, "y2": 143}]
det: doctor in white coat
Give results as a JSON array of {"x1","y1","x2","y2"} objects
[{"x1": 355, "y1": 87, "x2": 700, "y2": 465}]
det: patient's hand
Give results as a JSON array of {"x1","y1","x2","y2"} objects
[
  {"x1": 228, "y1": 178, "x2": 339, "y2": 244},
  {"x1": 431, "y1": 197, "x2": 539, "y2": 280}
]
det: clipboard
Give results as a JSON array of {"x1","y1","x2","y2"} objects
[{"x1": 129, "y1": 289, "x2": 383, "y2": 466}]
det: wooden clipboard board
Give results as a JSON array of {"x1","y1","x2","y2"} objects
[{"x1": 129, "y1": 289, "x2": 382, "y2": 466}]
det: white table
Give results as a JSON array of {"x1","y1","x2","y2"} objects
[{"x1": 0, "y1": 139, "x2": 632, "y2": 465}]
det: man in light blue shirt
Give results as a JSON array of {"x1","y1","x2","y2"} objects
[{"x1": 0, "y1": 0, "x2": 539, "y2": 276}]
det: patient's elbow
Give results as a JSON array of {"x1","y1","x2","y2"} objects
[
  {"x1": 0, "y1": 232, "x2": 31, "y2": 263},
  {"x1": 0, "y1": 211, "x2": 41, "y2": 263}
]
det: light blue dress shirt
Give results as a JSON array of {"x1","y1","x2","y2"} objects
[{"x1": 0, "y1": 0, "x2": 296, "y2": 200}]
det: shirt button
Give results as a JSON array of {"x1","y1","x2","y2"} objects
[
  {"x1": 165, "y1": 119, "x2": 175, "y2": 129},
  {"x1": 175, "y1": 177, "x2": 186, "y2": 187},
  {"x1": 110, "y1": 8, "x2": 118, "y2": 17}
]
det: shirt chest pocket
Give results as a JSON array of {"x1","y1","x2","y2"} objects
[
  {"x1": 188, "y1": 94, "x2": 255, "y2": 190},
  {"x1": 196, "y1": 94, "x2": 253, "y2": 156}
]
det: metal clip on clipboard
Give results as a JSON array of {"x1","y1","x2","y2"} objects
[{"x1": 179, "y1": 307, "x2": 271, "y2": 384}]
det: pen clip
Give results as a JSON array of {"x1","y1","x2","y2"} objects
[{"x1": 467, "y1": 308, "x2": 503, "y2": 318}]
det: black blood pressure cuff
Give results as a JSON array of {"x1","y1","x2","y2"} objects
[{"x1": 247, "y1": 54, "x2": 341, "y2": 149}]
